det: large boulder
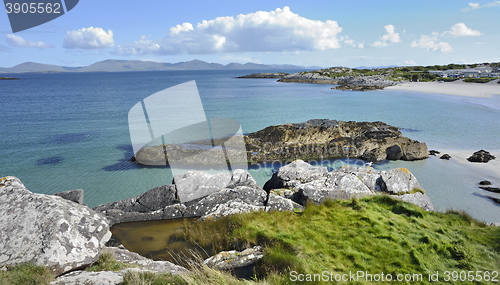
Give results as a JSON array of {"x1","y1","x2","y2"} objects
[
  {"x1": 93, "y1": 184, "x2": 177, "y2": 214},
  {"x1": 294, "y1": 172, "x2": 373, "y2": 205},
  {"x1": 184, "y1": 186, "x2": 267, "y2": 218},
  {"x1": 200, "y1": 201, "x2": 265, "y2": 221},
  {"x1": 100, "y1": 204, "x2": 186, "y2": 227},
  {"x1": 50, "y1": 246, "x2": 187, "y2": 284},
  {"x1": 266, "y1": 194, "x2": 304, "y2": 212},
  {"x1": 50, "y1": 271, "x2": 123, "y2": 285},
  {"x1": 0, "y1": 176, "x2": 111, "y2": 276},
  {"x1": 401, "y1": 142, "x2": 429, "y2": 161},
  {"x1": 204, "y1": 246, "x2": 264, "y2": 270},
  {"x1": 391, "y1": 192, "x2": 434, "y2": 212},
  {"x1": 174, "y1": 169, "x2": 258, "y2": 203},
  {"x1": 378, "y1": 168, "x2": 421, "y2": 194},
  {"x1": 53, "y1": 189, "x2": 84, "y2": 205},
  {"x1": 109, "y1": 246, "x2": 187, "y2": 274},
  {"x1": 263, "y1": 159, "x2": 328, "y2": 191}
]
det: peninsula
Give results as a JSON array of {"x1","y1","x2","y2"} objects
[{"x1": 269, "y1": 62, "x2": 500, "y2": 92}]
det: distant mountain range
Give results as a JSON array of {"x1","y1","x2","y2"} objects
[{"x1": 0, "y1": 59, "x2": 321, "y2": 73}]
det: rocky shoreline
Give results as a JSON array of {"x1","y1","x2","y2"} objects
[
  {"x1": 277, "y1": 68, "x2": 398, "y2": 91},
  {"x1": 1, "y1": 160, "x2": 435, "y2": 282}
]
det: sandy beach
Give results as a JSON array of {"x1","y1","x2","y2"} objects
[
  {"x1": 385, "y1": 79, "x2": 500, "y2": 98},
  {"x1": 385, "y1": 79, "x2": 500, "y2": 110}
]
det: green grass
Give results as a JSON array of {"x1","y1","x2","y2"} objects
[
  {"x1": 464, "y1": 77, "x2": 498, "y2": 83},
  {"x1": 0, "y1": 264, "x2": 53, "y2": 285},
  {"x1": 177, "y1": 196, "x2": 500, "y2": 284},
  {"x1": 122, "y1": 264, "x2": 270, "y2": 285},
  {"x1": 86, "y1": 250, "x2": 133, "y2": 272}
]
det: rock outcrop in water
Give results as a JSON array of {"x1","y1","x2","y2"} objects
[
  {"x1": 130, "y1": 119, "x2": 428, "y2": 166},
  {"x1": 277, "y1": 69, "x2": 397, "y2": 91},
  {"x1": 246, "y1": 119, "x2": 428, "y2": 163},
  {"x1": 467, "y1": 150, "x2": 496, "y2": 163},
  {"x1": 0, "y1": 176, "x2": 111, "y2": 276}
]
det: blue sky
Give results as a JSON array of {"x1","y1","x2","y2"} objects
[{"x1": 1, "y1": 0, "x2": 499, "y2": 68}]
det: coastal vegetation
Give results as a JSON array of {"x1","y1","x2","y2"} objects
[
  {"x1": 463, "y1": 77, "x2": 498, "y2": 83},
  {"x1": 174, "y1": 196, "x2": 500, "y2": 284},
  {"x1": 3, "y1": 196, "x2": 498, "y2": 284},
  {"x1": 273, "y1": 62, "x2": 500, "y2": 90},
  {"x1": 301, "y1": 63, "x2": 499, "y2": 83},
  {"x1": 0, "y1": 264, "x2": 53, "y2": 285}
]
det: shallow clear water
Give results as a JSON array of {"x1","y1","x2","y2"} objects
[{"x1": 1, "y1": 70, "x2": 499, "y2": 222}]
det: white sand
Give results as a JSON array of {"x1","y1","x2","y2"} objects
[
  {"x1": 385, "y1": 79, "x2": 500, "y2": 98},
  {"x1": 435, "y1": 150, "x2": 500, "y2": 183}
]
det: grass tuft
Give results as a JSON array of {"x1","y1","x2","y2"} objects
[
  {"x1": 0, "y1": 264, "x2": 53, "y2": 285},
  {"x1": 86, "y1": 250, "x2": 132, "y2": 272}
]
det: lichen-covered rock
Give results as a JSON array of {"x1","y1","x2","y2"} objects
[
  {"x1": 50, "y1": 271, "x2": 123, "y2": 285},
  {"x1": 174, "y1": 169, "x2": 258, "y2": 203},
  {"x1": 391, "y1": 192, "x2": 434, "y2": 212},
  {"x1": 266, "y1": 194, "x2": 304, "y2": 212},
  {"x1": 263, "y1": 159, "x2": 328, "y2": 191},
  {"x1": 53, "y1": 189, "x2": 84, "y2": 204},
  {"x1": 200, "y1": 201, "x2": 265, "y2": 221},
  {"x1": 100, "y1": 204, "x2": 186, "y2": 226},
  {"x1": 185, "y1": 186, "x2": 267, "y2": 218},
  {"x1": 378, "y1": 168, "x2": 421, "y2": 194},
  {"x1": 108, "y1": 246, "x2": 187, "y2": 274},
  {"x1": 0, "y1": 176, "x2": 111, "y2": 276},
  {"x1": 93, "y1": 184, "x2": 177, "y2": 214},
  {"x1": 265, "y1": 160, "x2": 433, "y2": 211},
  {"x1": 50, "y1": 246, "x2": 187, "y2": 284},
  {"x1": 295, "y1": 172, "x2": 373, "y2": 204},
  {"x1": 204, "y1": 246, "x2": 264, "y2": 269}
]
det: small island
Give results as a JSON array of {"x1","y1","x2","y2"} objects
[
  {"x1": 0, "y1": 77, "x2": 20, "y2": 80},
  {"x1": 236, "y1": 72, "x2": 289, "y2": 79},
  {"x1": 130, "y1": 119, "x2": 428, "y2": 166}
]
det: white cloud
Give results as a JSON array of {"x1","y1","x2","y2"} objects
[
  {"x1": 114, "y1": 6, "x2": 343, "y2": 55},
  {"x1": 410, "y1": 34, "x2": 453, "y2": 53},
  {"x1": 371, "y1": 41, "x2": 387, "y2": 47},
  {"x1": 341, "y1": 36, "x2": 360, "y2": 48},
  {"x1": 6, "y1": 34, "x2": 53, "y2": 48},
  {"x1": 170, "y1": 23, "x2": 194, "y2": 35},
  {"x1": 358, "y1": 43, "x2": 364, "y2": 49},
  {"x1": 462, "y1": 1, "x2": 500, "y2": 11},
  {"x1": 405, "y1": 60, "x2": 417, "y2": 65},
  {"x1": 63, "y1": 27, "x2": 115, "y2": 49},
  {"x1": 442, "y1": 23, "x2": 481, "y2": 37},
  {"x1": 371, "y1": 25, "x2": 400, "y2": 47}
]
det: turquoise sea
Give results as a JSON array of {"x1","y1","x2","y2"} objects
[{"x1": 1, "y1": 70, "x2": 499, "y2": 223}]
